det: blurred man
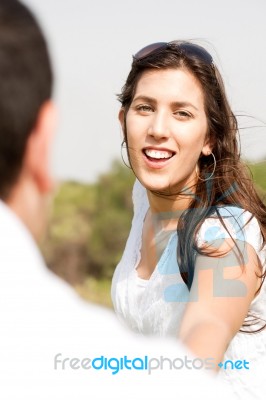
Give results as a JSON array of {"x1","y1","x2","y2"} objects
[{"x1": 0, "y1": 1, "x2": 232, "y2": 399}]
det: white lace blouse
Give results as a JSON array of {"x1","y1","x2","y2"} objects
[{"x1": 111, "y1": 179, "x2": 266, "y2": 399}]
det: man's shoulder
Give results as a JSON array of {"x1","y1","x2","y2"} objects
[{"x1": 0, "y1": 199, "x2": 123, "y2": 340}]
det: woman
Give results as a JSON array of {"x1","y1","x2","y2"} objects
[{"x1": 111, "y1": 41, "x2": 266, "y2": 396}]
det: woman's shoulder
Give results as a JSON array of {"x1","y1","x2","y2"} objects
[{"x1": 197, "y1": 205, "x2": 264, "y2": 254}]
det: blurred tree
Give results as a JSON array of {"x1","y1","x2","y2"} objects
[
  {"x1": 249, "y1": 161, "x2": 266, "y2": 193},
  {"x1": 42, "y1": 181, "x2": 96, "y2": 284},
  {"x1": 87, "y1": 160, "x2": 135, "y2": 279},
  {"x1": 42, "y1": 160, "x2": 135, "y2": 284}
]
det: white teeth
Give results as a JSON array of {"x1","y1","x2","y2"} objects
[{"x1": 144, "y1": 149, "x2": 173, "y2": 159}]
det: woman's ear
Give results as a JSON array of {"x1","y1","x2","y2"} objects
[
  {"x1": 118, "y1": 108, "x2": 125, "y2": 136},
  {"x1": 202, "y1": 144, "x2": 212, "y2": 156},
  {"x1": 202, "y1": 135, "x2": 214, "y2": 156}
]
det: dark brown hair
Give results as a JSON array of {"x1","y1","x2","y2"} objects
[
  {"x1": 0, "y1": 0, "x2": 53, "y2": 199},
  {"x1": 118, "y1": 41, "x2": 266, "y2": 331}
]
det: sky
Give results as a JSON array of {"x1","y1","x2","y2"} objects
[{"x1": 23, "y1": 0, "x2": 266, "y2": 183}]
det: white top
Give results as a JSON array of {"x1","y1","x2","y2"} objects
[
  {"x1": 0, "y1": 200, "x2": 231, "y2": 400},
  {"x1": 134, "y1": 276, "x2": 148, "y2": 309},
  {"x1": 111, "y1": 179, "x2": 266, "y2": 399}
]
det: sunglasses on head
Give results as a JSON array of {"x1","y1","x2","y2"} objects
[{"x1": 133, "y1": 41, "x2": 213, "y2": 65}]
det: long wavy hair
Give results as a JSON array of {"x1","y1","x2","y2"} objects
[{"x1": 118, "y1": 41, "x2": 266, "y2": 331}]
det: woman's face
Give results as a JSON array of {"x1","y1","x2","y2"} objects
[{"x1": 120, "y1": 68, "x2": 212, "y2": 194}]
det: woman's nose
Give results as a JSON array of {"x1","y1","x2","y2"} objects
[{"x1": 147, "y1": 112, "x2": 170, "y2": 140}]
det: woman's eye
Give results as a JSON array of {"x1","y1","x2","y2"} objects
[
  {"x1": 174, "y1": 110, "x2": 192, "y2": 119},
  {"x1": 136, "y1": 105, "x2": 153, "y2": 113}
]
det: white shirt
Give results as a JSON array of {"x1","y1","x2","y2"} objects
[
  {"x1": 0, "y1": 200, "x2": 230, "y2": 400},
  {"x1": 112, "y1": 179, "x2": 266, "y2": 399}
]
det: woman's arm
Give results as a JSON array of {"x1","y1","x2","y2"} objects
[{"x1": 178, "y1": 238, "x2": 262, "y2": 369}]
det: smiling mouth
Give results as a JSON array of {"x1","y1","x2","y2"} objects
[{"x1": 143, "y1": 148, "x2": 175, "y2": 161}]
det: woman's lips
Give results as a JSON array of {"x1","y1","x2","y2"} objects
[
  {"x1": 142, "y1": 148, "x2": 176, "y2": 169},
  {"x1": 144, "y1": 148, "x2": 174, "y2": 159}
]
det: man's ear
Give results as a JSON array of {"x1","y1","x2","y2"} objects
[
  {"x1": 118, "y1": 108, "x2": 125, "y2": 137},
  {"x1": 24, "y1": 100, "x2": 57, "y2": 194}
]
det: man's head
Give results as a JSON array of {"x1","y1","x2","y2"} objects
[{"x1": 0, "y1": 0, "x2": 56, "y2": 238}]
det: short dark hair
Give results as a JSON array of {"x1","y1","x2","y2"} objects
[{"x1": 0, "y1": 0, "x2": 53, "y2": 199}]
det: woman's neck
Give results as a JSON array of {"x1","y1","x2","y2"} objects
[
  {"x1": 146, "y1": 189, "x2": 195, "y2": 231},
  {"x1": 147, "y1": 188, "x2": 195, "y2": 213},
  {"x1": 146, "y1": 171, "x2": 198, "y2": 214}
]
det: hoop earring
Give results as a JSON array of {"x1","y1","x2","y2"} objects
[
  {"x1": 197, "y1": 152, "x2": 216, "y2": 182},
  {"x1": 120, "y1": 140, "x2": 131, "y2": 169}
]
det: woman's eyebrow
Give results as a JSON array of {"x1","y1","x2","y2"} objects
[
  {"x1": 171, "y1": 101, "x2": 199, "y2": 111},
  {"x1": 132, "y1": 96, "x2": 199, "y2": 111},
  {"x1": 132, "y1": 95, "x2": 157, "y2": 104}
]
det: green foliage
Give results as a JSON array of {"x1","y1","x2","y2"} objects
[
  {"x1": 49, "y1": 181, "x2": 96, "y2": 242},
  {"x1": 42, "y1": 160, "x2": 135, "y2": 287},
  {"x1": 75, "y1": 277, "x2": 112, "y2": 308},
  {"x1": 248, "y1": 161, "x2": 266, "y2": 192},
  {"x1": 88, "y1": 160, "x2": 135, "y2": 279}
]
